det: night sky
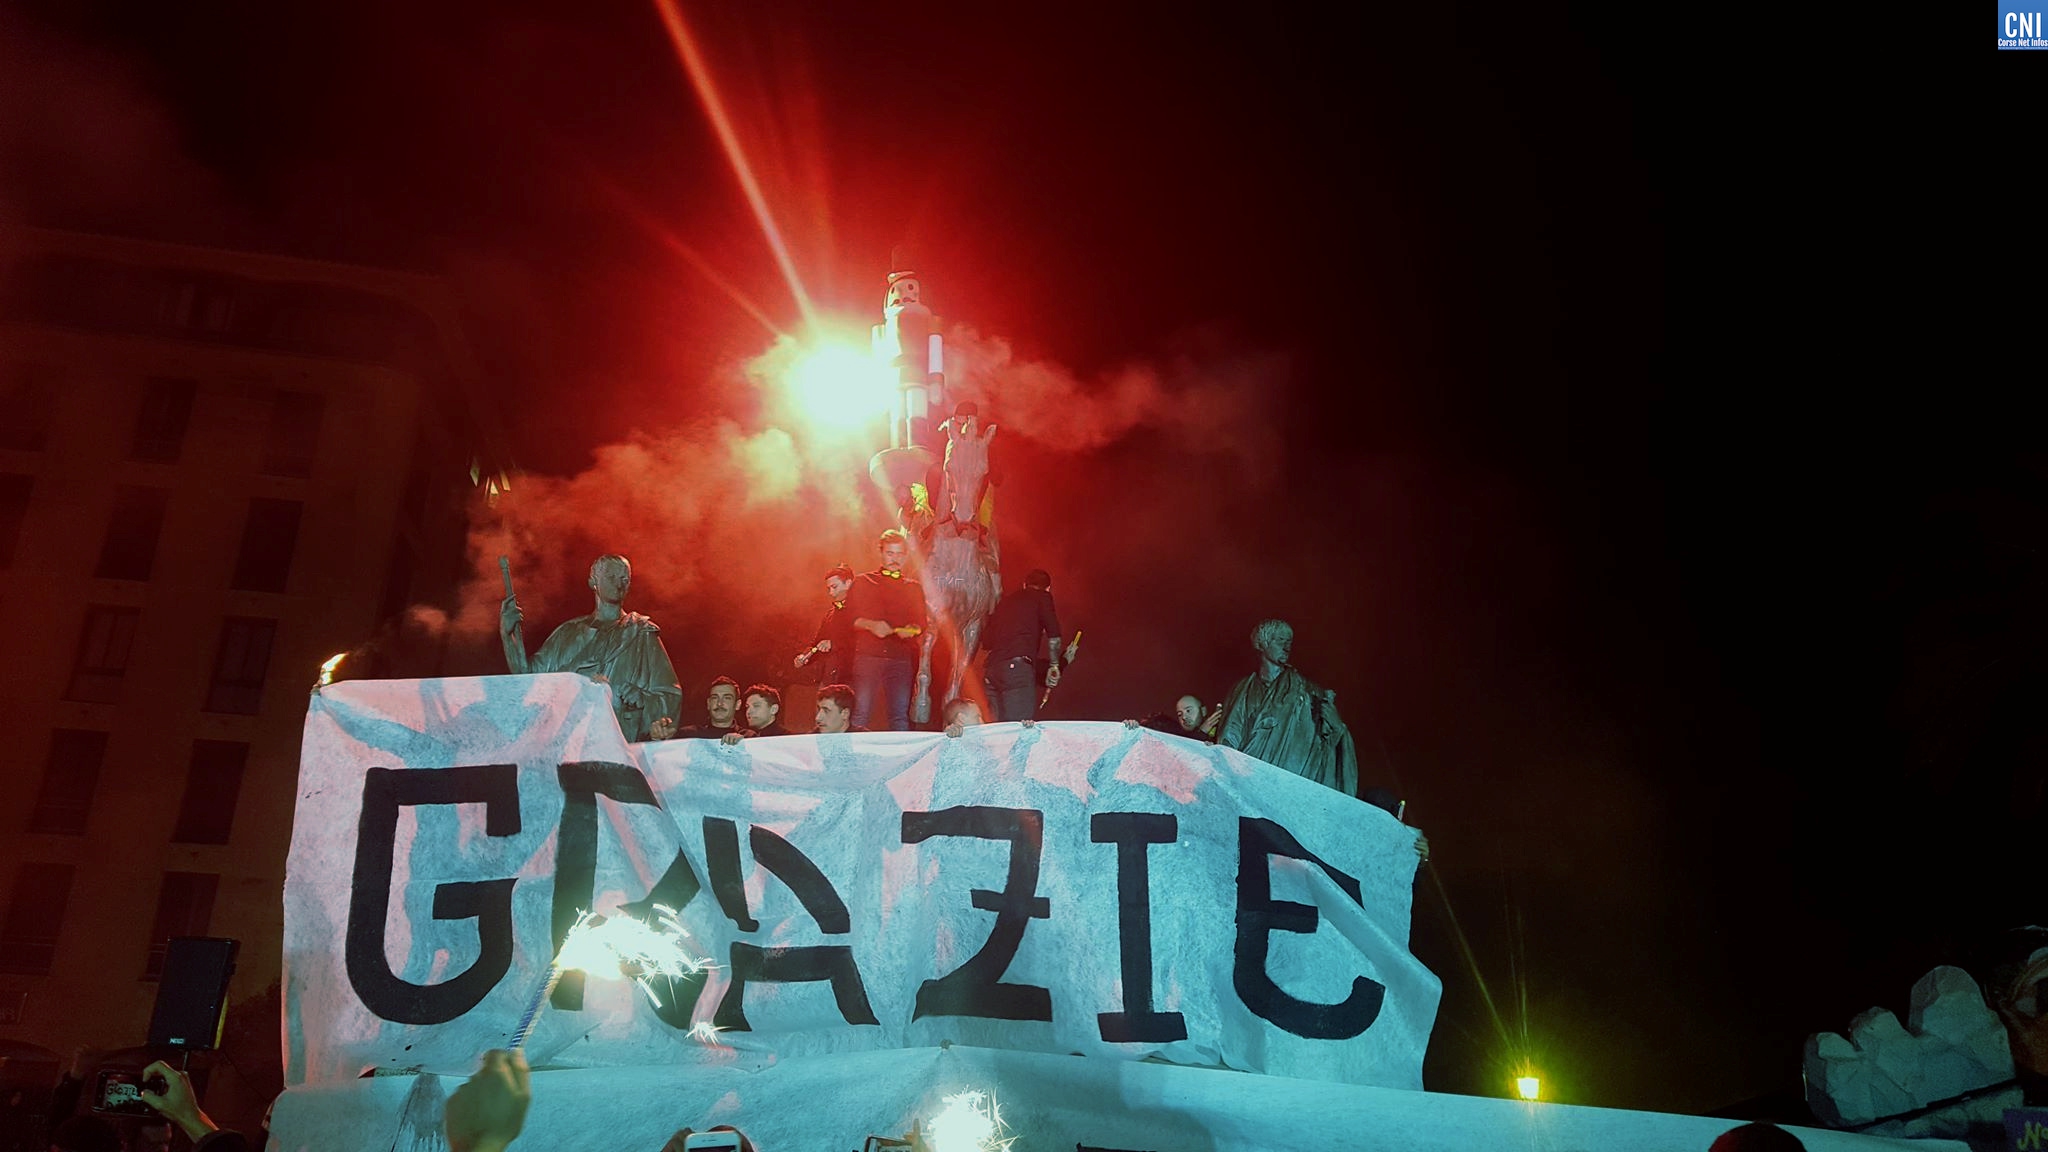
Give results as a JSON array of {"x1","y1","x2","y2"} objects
[{"x1": 3, "y1": 0, "x2": 2035, "y2": 1118}]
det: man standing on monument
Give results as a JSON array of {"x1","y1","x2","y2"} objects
[
  {"x1": 846, "y1": 528, "x2": 926, "y2": 730},
  {"x1": 500, "y1": 553, "x2": 682, "y2": 742},
  {"x1": 980, "y1": 568, "x2": 1064, "y2": 722},
  {"x1": 793, "y1": 564, "x2": 857, "y2": 691},
  {"x1": 1216, "y1": 619, "x2": 1358, "y2": 796}
]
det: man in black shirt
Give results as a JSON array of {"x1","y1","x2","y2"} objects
[
  {"x1": 980, "y1": 568, "x2": 1064, "y2": 722},
  {"x1": 793, "y1": 564, "x2": 857, "y2": 690},
  {"x1": 739, "y1": 683, "x2": 791, "y2": 737},
  {"x1": 847, "y1": 529, "x2": 926, "y2": 730},
  {"x1": 1128, "y1": 694, "x2": 1218, "y2": 742},
  {"x1": 676, "y1": 676, "x2": 753, "y2": 739},
  {"x1": 814, "y1": 683, "x2": 860, "y2": 733}
]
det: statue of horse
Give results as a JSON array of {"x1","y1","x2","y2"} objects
[{"x1": 909, "y1": 414, "x2": 1001, "y2": 724}]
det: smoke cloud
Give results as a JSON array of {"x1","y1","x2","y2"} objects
[
  {"x1": 452, "y1": 328, "x2": 1291, "y2": 716},
  {"x1": 942, "y1": 326, "x2": 1287, "y2": 485}
]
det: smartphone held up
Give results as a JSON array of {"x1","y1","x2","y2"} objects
[{"x1": 92, "y1": 1069, "x2": 166, "y2": 1117}]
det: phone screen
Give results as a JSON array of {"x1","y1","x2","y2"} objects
[
  {"x1": 92, "y1": 1070, "x2": 155, "y2": 1117},
  {"x1": 682, "y1": 1134, "x2": 744, "y2": 1152}
]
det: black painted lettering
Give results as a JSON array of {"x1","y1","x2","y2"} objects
[
  {"x1": 901, "y1": 806, "x2": 1053, "y2": 1022},
  {"x1": 345, "y1": 765, "x2": 520, "y2": 1025},
  {"x1": 1091, "y1": 812, "x2": 1188, "y2": 1043},
  {"x1": 702, "y1": 817, "x2": 760, "y2": 932},
  {"x1": 713, "y1": 943, "x2": 879, "y2": 1031},
  {"x1": 706, "y1": 822, "x2": 871, "y2": 1030},
  {"x1": 553, "y1": 762, "x2": 706, "y2": 1028},
  {"x1": 1234, "y1": 817, "x2": 1385, "y2": 1039}
]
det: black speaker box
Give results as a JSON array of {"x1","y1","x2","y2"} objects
[{"x1": 147, "y1": 937, "x2": 239, "y2": 1050}]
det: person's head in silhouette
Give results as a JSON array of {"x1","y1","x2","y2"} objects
[{"x1": 1708, "y1": 1121, "x2": 1805, "y2": 1152}]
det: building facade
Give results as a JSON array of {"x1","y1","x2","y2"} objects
[{"x1": 0, "y1": 227, "x2": 508, "y2": 1100}]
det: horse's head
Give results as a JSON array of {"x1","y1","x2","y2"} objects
[{"x1": 941, "y1": 417, "x2": 995, "y2": 524}]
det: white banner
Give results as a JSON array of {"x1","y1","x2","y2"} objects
[
  {"x1": 283, "y1": 674, "x2": 1440, "y2": 1089},
  {"x1": 269, "y1": 1048, "x2": 1962, "y2": 1152}
]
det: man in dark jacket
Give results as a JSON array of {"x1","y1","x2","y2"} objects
[
  {"x1": 980, "y1": 569, "x2": 1064, "y2": 722},
  {"x1": 793, "y1": 564, "x2": 857, "y2": 691}
]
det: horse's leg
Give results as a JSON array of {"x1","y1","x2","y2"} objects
[
  {"x1": 913, "y1": 623, "x2": 936, "y2": 725},
  {"x1": 954, "y1": 612, "x2": 986, "y2": 713}
]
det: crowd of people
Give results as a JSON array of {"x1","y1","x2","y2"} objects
[
  {"x1": 498, "y1": 534, "x2": 1393, "y2": 809},
  {"x1": 33, "y1": 1046, "x2": 1818, "y2": 1152}
]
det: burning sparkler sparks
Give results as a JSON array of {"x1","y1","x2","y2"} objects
[
  {"x1": 925, "y1": 1090, "x2": 1013, "y2": 1152},
  {"x1": 509, "y1": 907, "x2": 714, "y2": 1050},
  {"x1": 315, "y1": 651, "x2": 347, "y2": 689}
]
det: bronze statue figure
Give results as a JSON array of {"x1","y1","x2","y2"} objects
[
  {"x1": 1216, "y1": 618, "x2": 1358, "y2": 796},
  {"x1": 500, "y1": 553, "x2": 681, "y2": 741}
]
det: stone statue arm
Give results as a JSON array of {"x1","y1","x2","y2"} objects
[
  {"x1": 643, "y1": 631, "x2": 684, "y2": 729},
  {"x1": 1306, "y1": 683, "x2": 1361, "y2": 797},
  {"x1": 628, "y1": 626, "x2": 683, "y2": 736},
  {"x1": 500, "y1": 596, "x2": 531, "y2": 674},
  {"x1": 1309, "y1": 681, "x2": 1348, "y2": 743},
  {"x1": 1216, "y1": 676, "x2": 1252, "y2": 750}
]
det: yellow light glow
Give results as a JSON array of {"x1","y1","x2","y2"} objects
[
  {"x1": 1516, "y1": 1076, "x2": 1541, "y2": 1101},
  {"x1": 316, "y1": 652, "x2": 347, "y2": 687},
  {"x1": 788, "y1": 345, "x2": 897, "y2": 432}
]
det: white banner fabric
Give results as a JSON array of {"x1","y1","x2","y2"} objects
[
  {"x1": 284, "y1": 674, "x2": 1441, "y2": 1089},
  {"x1": 267, "y1": 1049, "x2": 1966, "y2": 1152}
]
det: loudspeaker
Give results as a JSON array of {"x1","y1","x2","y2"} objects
[{"x1": 147, "y1": 937, "x2": 238, "y2": 1050}]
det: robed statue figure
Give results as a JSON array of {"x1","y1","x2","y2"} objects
[
  {"x1": 501, "y1": 553, "x2": 682, "y2": 741},
  {"x1": 1216, "y1": 618, "x2": 1358, "y2": 796}
]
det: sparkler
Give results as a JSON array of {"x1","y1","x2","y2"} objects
[
  {"x1": 925, "y1": 1090, "x2": 1013, "y2": 1152},
  {"x1": 314, "y1": 651, "x2": 347, "y2": 690},
  {"x1": 508, "y1": 907, "x2": 714, "y2": 1051}
]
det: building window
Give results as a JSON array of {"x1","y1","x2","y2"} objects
[
  {"x1": 228, "y1": 498, "x2": 302, "y2": 593},
  {"x1": 261, "y1": 390, "x2": 323, "y2": 479},
  {"x1": 170, "y1": 741, "x2": 248, "y2": 845},
  {"x1": 0, "y1": 863, "x2": 75, "y2": 976},
  {"x1": 94, "y1": 486, "x2": 169, "y2": 581},
  {"x1": 66, "y1": 605, "x2": 141, "y2": 703},
  {"x1": 27, "y1": 730, "x2": 109, "y2": 836},
  {"x1": 0, "y1": 473, "x2": 30, "y2": 568},
  {"x1": 141, "y1": 872, "x2": 218, "y2": 980},
  {"x1": 204, "y1": 617, "x2": 276, "y2": 714},
  {"x1": 0, "y1": 366, "x2": 56, "y2": 451},
  {"x1": 130, "y1": 377, "x2": 198, "y2": 463}
]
